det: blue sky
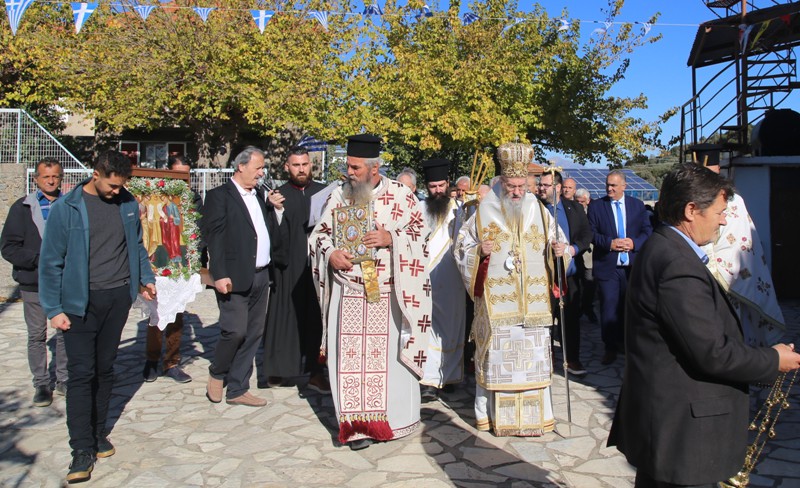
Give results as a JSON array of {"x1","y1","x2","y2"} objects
[{"x1": 523, "y1": 1, "x2": 716, "y2": 165}]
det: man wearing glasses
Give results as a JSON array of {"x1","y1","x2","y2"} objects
[{"x1": 1, "y1": 158, "x2": 68, "y2": 407}]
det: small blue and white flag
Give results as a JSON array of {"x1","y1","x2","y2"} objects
[
  {"x1": 462, "y1": 12, "x2": 479, "y2": 26},
  {"x1": 502, "y1": 17, "x2": 524, "y2": 34},
  {"x1": 193, "y1": 7, "x2": 215, "y2": 23},
  {"x1": 71, "y1": 2, "x2": 98, "y2": 34},
  {"x1": 5, "y1": 0, "x2": 36, "y2": 35},
  {"x1": 557, "y1": 18, "x2": 569, "y2": 31},
  {"x1": 309, "y1": 10, "x2": 328, "y2": 30},
  {"x1": 642, "y1": 22, "x2": 652, "y2": 35},
  {"x1": 416, "y1": 4, "x2": 432, "y2": 21},
  {"x1": 251, "y1": 9, "x2": 274, "y2": 33},
  {"x1": 363, "y1": 1, "x2": 382, "y2": 17},
  {"x1": 134, "y1": 5, "x2": 157, "y2": 21}
]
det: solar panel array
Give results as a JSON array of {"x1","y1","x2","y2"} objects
[{"x1": 562, "y1": 168, "x2": 659, "y2": 202}]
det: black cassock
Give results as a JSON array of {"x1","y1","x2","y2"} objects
[{"x1": 262, "y1": 180, "x2": 327, "y2": 377}]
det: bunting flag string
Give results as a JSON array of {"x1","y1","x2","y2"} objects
[
  {"x1": 5, "y1": 0, "x2": 35, "y2": 35},
  {"x1": 71, "y1": 2, "x2": 97, "y2": 34},
  {"x1": 10, "y1": 0, "x2": 779, "y2": 38},
  {"x1": 133, "y1": 5, "x2": 156, "y2": 22},
  {"x1": 250, "y1": 9, "x2": 273, "y2": 33},
  {"x1": 193, "y1": 7, "x2": 215, "y2": 23}
]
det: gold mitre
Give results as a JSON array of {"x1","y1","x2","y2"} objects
[{"x1": 497, "y1": 143, "x2": 535, "y2": 179}]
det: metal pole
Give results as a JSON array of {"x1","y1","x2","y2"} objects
[
  {"x1": 548, "y1": 170, "x2": 572, "y2": 424},
  {"x1": 16, "y1": 109, "x2": 22, "y2": 165}
]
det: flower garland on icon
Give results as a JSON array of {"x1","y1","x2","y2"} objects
[{"x1": 127, "y1": 177, "x2": 201, "y2": 280}]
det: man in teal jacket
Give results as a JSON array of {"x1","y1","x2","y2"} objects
[{"x1": 39, "y1": 150, "x2": 156, "y2": 484}]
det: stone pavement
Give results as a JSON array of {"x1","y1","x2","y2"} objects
[{"x1": 1, "y1": 291, "x2": 798, "y2": 488}]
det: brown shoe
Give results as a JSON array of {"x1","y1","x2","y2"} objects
[
  {"x1": 601, "y1": 350, "x2": 617, "y2": 366},
  {"x1": 306, "y1": 373, "x2": 331, "y2": 394},
  {"x1": 206, "y1": 376, "x2": 223, "y2": 403},
  {"x1": 226, "y1": 391, "x2": 268, "y2": 407}
]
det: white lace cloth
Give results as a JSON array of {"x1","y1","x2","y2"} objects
[{"x1": 135, "y1": 274, "x2": 203, "y2": 330}]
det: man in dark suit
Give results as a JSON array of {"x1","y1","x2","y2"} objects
[
  {"x1": 587, "y1": 170, "x2": 652, "y2": 365},
  {"x1": 203, "y1": 146, "x2": 283, "y2": 407},
  {"x1": 537, "y1": 170, "x2": 592, "y2": 375},
  {"x1": 608, "y1": 162, "x2": 800, "y2": 487}
]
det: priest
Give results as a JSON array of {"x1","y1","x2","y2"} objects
[
  {"x1": 455, "y1": 142, "x2": 568, "y2": 436},
  {"x1": 260, "y1": 145, "x2": 330, "y2": 392},
  {"x1": 309, "y1": 134, "x2": 432, "y2": 450},
  {"x1": 417, "y1": 159, "x2": 466, "y2": 402}
]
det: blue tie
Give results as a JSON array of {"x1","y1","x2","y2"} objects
[{"x1": 614, "y1": 200, "x2": 628, "y2": 265}]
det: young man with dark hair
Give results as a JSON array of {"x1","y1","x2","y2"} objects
[
  {"x1": 259, "y1": 144, "x2": 329, "y2": 392},
  {"x1": 1, "y1": 158, "x2": 67, "y2": 407},
  {"x1": 39, "y1": 150, "x2": 157, "y2": 483}
]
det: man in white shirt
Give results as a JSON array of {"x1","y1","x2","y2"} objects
[{"x1": 203, "y1": 147, "x2": 284, "y2": 407}]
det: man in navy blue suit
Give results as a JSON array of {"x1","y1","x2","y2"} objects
[{"x1": 587, "y1": 170, "x2": 652, "y2": 365}]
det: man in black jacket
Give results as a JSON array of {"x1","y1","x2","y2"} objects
[
  {"x1": 203, "y1": 146, "x2": 284, "y2": 407},
  {"x1": 1, "y1": 158, "x2": 66, "y2": 407},
  {"x1": 608, "y1": 163, "x2": 800, "y2": 486},
  {"x1": 537, "y1": 169, "x2": 593, "y2": 375}
]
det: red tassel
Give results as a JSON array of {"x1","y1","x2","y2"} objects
[
  {"x1": 338, "y1": 419, "x2": 354, "y2": 444},
  {"x1": 366, "y1": 418, "x2": 394, "y2": 441}
]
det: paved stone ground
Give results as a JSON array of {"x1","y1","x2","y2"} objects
[{"x1": 1, "y1": 291, "x2": 798, "y2": 487}]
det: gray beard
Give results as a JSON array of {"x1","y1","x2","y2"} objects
[
  {"x1": 342, "y1": 178, "x2": 373, "y2": 206},
  {"x1": 425, "y1": 194, "x2": 450, "y2": 226},
  {"x1": 500, "y1": 193, "x2": 523, "y2": 227}
]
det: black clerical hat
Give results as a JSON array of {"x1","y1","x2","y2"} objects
[
  {"x1": 421, "y1": 158, "x2": 451, "y2": 182},
  {"x1": 346, "y1": 134, "x2": 382, "y2": 158}
]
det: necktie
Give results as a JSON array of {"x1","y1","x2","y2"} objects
[{"x1": 614, "y1": 200, "x2": 628, "y2": 265}]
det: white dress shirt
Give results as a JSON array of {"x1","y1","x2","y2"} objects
[{"x1": 231, "y1": 178, "x2": 271, "y2": 268}]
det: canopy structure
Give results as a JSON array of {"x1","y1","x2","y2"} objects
[{"x1": 688, "y1": 2, "x2": 800, "y2": 68}]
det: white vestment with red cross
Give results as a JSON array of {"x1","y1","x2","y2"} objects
[{"x1": 309, "y1": 176, "x2": 432, "y2": 444}]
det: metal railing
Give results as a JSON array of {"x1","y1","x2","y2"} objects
[
  {"x1": 27, "y1": 168, "x2": 242, "y2": 201},
  {"x1": 0, "y1": 108, "x2": 86, "y2": 169}
]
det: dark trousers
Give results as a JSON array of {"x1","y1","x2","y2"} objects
[
  {"x1": 562, "y1": 273, "x2": 582, "y2": 363},
  {"x1": 210, "y1": 268, "x2": 270, "y2": 399},
  {"x1": 64, "y1": 285, "x2": 131, "y2": 453},
  {"x1": 146, "y1": 313, "x2": 183, "y2": 370},
  {"x1": 22, "y1": 290, "x2": 68, "y2": 387},
  {"x1": 634, "y1": 470, "x2": 718, "y2": 488},
  {"x1": 597, "y1": 267, "x2": 629, "y2": 353}
]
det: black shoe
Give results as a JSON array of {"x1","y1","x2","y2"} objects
[
  {"x1": 54, "y1": 382, "x2": 67, "y2": 396},
  {"x1": 142, "y1": 361, "x2": 158, "y2": 382},
  {"x1": 33, "y1": 385, "x2": 53, "y2": 407},
  {"x1": 164, "y1": 366, "x2": 192, "y2": 383},
  {"x1": 421, "y1": 385, "x2": 439, "y2": 403},
  {"x1": 601, "y1": 350, "x2": 617, "y2": 366},
  {"x1": 66, "y1": 450, "x2": 95, "y2": 483},
  {"x1": 96, "y1": 436, "x2": 115, "y2": 458},
  {"x1": 348, "y1": 438, "x2": 373, "y2": 451}
]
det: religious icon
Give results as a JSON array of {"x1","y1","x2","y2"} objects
[{"x1": 333, "y1": 203, "x2": 375, "y2": 264}]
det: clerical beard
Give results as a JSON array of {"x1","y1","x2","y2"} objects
[
  {"x1": 342, "y1": 177, "x2": 373, "y2": 206},
  {"x1": 425, "y1": 193, "x2": 450, "y2": 226},
  {"x1": 500, "y1": 193, "x2": 524, "y2": 227}
]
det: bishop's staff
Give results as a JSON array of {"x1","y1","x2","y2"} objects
[{"x1": 544, "y1": 165, "x2": 572, "y2": 424}]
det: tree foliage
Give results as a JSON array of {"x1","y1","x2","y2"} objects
[{"x1": 2, "y1": 0, "x2": 663, "y2": 173}]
